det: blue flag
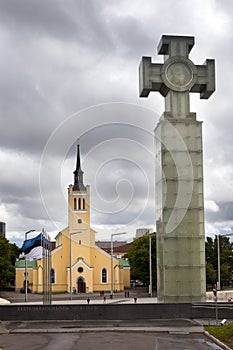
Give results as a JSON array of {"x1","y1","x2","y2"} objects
[{"x1": 20, "y1": 233, "x2": 43, "y2": 254}]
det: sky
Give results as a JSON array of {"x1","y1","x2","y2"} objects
[{"x1": 0, "y1": 0, "x2": 232, "y2": 246}]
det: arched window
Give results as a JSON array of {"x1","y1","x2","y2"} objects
[
  {"x1": 74, "y1": 198, "x2": 77, "y2": 210},
  {"x1": 78, "y1": 198, "x2": 81, "y2": 210},
  {"x1": 83, "y1": 198, "x2": 85, "y2": 210},
  {"x1": 50, "y1": 268, "x2": 55, "y2": 284},
  {"x1": 102, "y1": 268, "x2": 107, "y2": 283}
]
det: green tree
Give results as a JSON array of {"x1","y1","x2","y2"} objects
[
  {"x1": 205, "y1": 235, "x2": 233, "y2": 287},
  {"x1": 206, "y1": 262, "x2": 217, "y2": 285},
  {"x1": 9, "y1": 242, "x2": 20, "y2": 266},
  {"x1": 0, "y1": 235, "x2": 20, "y2": 290},
  {"x1": 205, "y1": 237, "x2": 216, "y2": 267},
  {"x1": 127, "y1": 235, "x2": 157, "y2": 287},
  {"x1": 221, "y1": 263, "x2": 232, "y2": 284}
]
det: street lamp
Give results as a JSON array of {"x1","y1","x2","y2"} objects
[
  {"x1": 110, "y1": 232, "x2": 127, "y2": 298},
  {"x1": 24, "y1": 229, "x2": 36, "y2": 302},
  {"x1": 217, "y1": 233, "x2": 233, "y2": 291},
  {"x1": 69, "y1": 231, "x2": 81, "y2": 300}
]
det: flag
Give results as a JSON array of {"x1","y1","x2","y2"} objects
[
  {"x1": 19, "y1": 246, "x2": 43, "y2": 260},
  {"x1": 20, "y1": 233, "x2": 42, "y2": 255},
  {"x1": 20, "y1": 232, "x2": 50, "y2": 254}
]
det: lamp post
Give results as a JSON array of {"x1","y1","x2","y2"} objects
[
  {"x1": 217, "y1": 234, "x2": 220, "y2": 291},
  {"x1": 217, "y1": 232, "x2": 233, "y2": 291},
  {"x1": 69, "y1": 231, "x2": 81, "y2": 300},
  {"x1": 110, "y1": 232, "x2": 127, "y2": 298},
  {"x1": 24, "y1": 229, "x2": 36, "y2": 302}
]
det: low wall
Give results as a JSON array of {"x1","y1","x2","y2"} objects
[
  {"x1": 206, "y1": 290, "x2": 233, "y2": 302},
  {"x1": 0, "y1": 303, "x2": 233, "y2": 321}
]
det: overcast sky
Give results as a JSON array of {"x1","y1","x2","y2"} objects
[{"x1": 0, "y1": 0, "x2": 232, "y2": 246}]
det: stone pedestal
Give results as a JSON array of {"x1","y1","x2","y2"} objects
[{"x1": 155, "y1": 115, "x2": 206, "y2": 302}]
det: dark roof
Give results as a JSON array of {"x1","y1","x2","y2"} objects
[
  {"x1": 114, "y1": 243, "x2": 132, "y2": 253},
  {"x1": 96, "y1": 241, "x2": 132, "y2": 254},
  {"x1": 96, "y1": 241, "x2": 127, "y2": 249}
]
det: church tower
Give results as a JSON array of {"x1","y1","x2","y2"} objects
[
  {"x1": 68, "y1": 143, "x2": 94, "y2": 247},
  {"x1": 15, "y1": 141, "x2": 130, "y2": 294}
]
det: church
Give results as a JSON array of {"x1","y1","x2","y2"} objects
[{"x1": 15, "y1": 144, "x2": 130, "y2": 294}]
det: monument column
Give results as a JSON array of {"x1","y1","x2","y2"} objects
[{"x1": 139, "y1": 35, "x2": 215, "y2": 302}]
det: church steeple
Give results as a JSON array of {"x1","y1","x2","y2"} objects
[{"x1": 73, "y1": 143, "x2": 86, "y2": 191}]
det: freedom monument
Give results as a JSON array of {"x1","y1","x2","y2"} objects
[{"x1": 139, "y1": 35, "x2": 215, "y2": 302}]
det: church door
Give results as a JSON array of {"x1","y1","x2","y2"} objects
[{"x1": 77, "y1": 277, "x2": 86, "y2": 293}]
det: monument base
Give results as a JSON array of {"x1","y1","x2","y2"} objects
[{"x1": 155, "y1": 116, "x2": 206, "y2": 303}]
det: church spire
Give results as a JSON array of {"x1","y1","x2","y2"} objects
[{"x1": 73, "y1": 143, "x2": 86, "y2": 191}]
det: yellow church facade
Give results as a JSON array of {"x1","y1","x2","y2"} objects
[{"x1": 15, "y1": 144, "x2": 130, "y2": 294}]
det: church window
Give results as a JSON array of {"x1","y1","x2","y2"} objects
[
  {"x1": 50, "y1": 268, "x2": 55, "y2": 284},
  {"x1": 78, "y1": 198, "x2": 81, "y2": 210},
  {"x1": 102, "y1": 268, "x2": 107, "y2": 283},
  {"x1": 78, "y1": 267, "x2": 83, "y2": 273},
  {"x1": 74, "y1": 198, "x2": 77, "y2": 210},
  {"x1": 77, "y1": 219, "x2": 82, "y2": 224},
  {"x1": 83, "y1": 198, "x2": 85, "y2": 210}
]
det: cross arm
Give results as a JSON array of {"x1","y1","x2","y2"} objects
[
  {"x1": 157, "y1": 35, "x2": 194, "y2": 57},
  {"x1": 139, "y1": 56, "x2": 167, "y2": 97},
  {"x1": 191, "y1": 59, "x2": 215, "y2": 99}
]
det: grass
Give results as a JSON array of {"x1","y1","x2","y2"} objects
[{"x1": 205, "y1": 322, "x2": 233, "y2": 348}]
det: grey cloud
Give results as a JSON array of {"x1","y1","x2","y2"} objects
[
  {"x1": 0, "y1": 0, "x2": 114, "y2": 50},
  {"x1": 3, "y1": 197, "x2": 47, "y2": 221},
  {"x1": 108, "y1": 15, "x2": 155, "y2": 58},
  {"x1": 205, "y1": 202, "x2": 233, "y2": 223},
  {"x1": 0, "y1": 0, "x2": 232, "y2": 243}
]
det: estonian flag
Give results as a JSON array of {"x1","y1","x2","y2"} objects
[
  {"x1": 20, "y1": 232, "x2": 43, "y2": 255},
  {"x1": 19, "y1": 246, "x2": 43, "y2": 260}
]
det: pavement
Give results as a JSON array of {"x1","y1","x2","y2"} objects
[
  {"x1": 1, "y1": 296, "x2": 159, "y2": 306},
  {"x1": 1, "y1": 318, "x2": 232, "y2": 350},
  {"x1": 0, "y1": 318, "x2": 204, "y2": 334},
  {"x1": 1, "y1": 329, "x2": 228, "y2": 350},
  {"x1": 2, "y1": 318, "x2": 231, "y2": 350},
  {"x1": 0, "y1": 289, "x2": 162, "y2": 307}
]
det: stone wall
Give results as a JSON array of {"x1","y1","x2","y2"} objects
[
  {"x1": 0, "y1": 303, "x2": 233, "y2": 321},
  {"x1": 206, "y1": 291, "x2": 233, "y2": 302}
]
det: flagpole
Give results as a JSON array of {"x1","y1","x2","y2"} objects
[
  {"x1": 42, "y1": 228, "x2": 46, "y2": 304},
  {"x1": 25, "y1": 255, "x2": 27, "y2": 303},
  {"x1": 45, "y1": 230, "x2": 47, "y2": 303},
  {"x1": 24, "y1": 229, "x2": 35, "y2": 302},
  {"x1": 42, "y1": 229, "x2": 45, "y2": 304},
  {"x1": 48, "y1": 235, "x2": 52, "y2": 304},
  {"x1": 42, "y1": 229, "x2": 51, "y2": 305},
  {"x1": 46, "y1": 231, "x2": 49, "y2": 304}
]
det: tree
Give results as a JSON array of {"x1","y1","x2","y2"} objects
[
  {"x1": 9, "y1": 242, "x2": 20, "y2": 266},
  {"x1": 0, "y1": 235, "x2": 20, "y2": 290},
  {"x1": 206, "y1": 262, "x2": 217, "y2": 285},
  {"x1": 221, "y1": 263, "x2": 232, "y2": 285},
  {"x1": 205, "y1": 237, "x2": 216, "y2": 267},
  {"x1": 205, "y1": 235, "x2": 233, "y2": 287},
  {"x1": 127, "y1": 235, "x2": 157, "y2": 287}
]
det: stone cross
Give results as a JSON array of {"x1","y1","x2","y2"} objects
[{"x1": 139, "y1": 35, "x2": 215, "y2": 118}]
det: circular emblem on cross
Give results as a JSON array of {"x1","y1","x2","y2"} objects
[{"x1": 161, "y1": 56, "x2": 198, "y2": 92}]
